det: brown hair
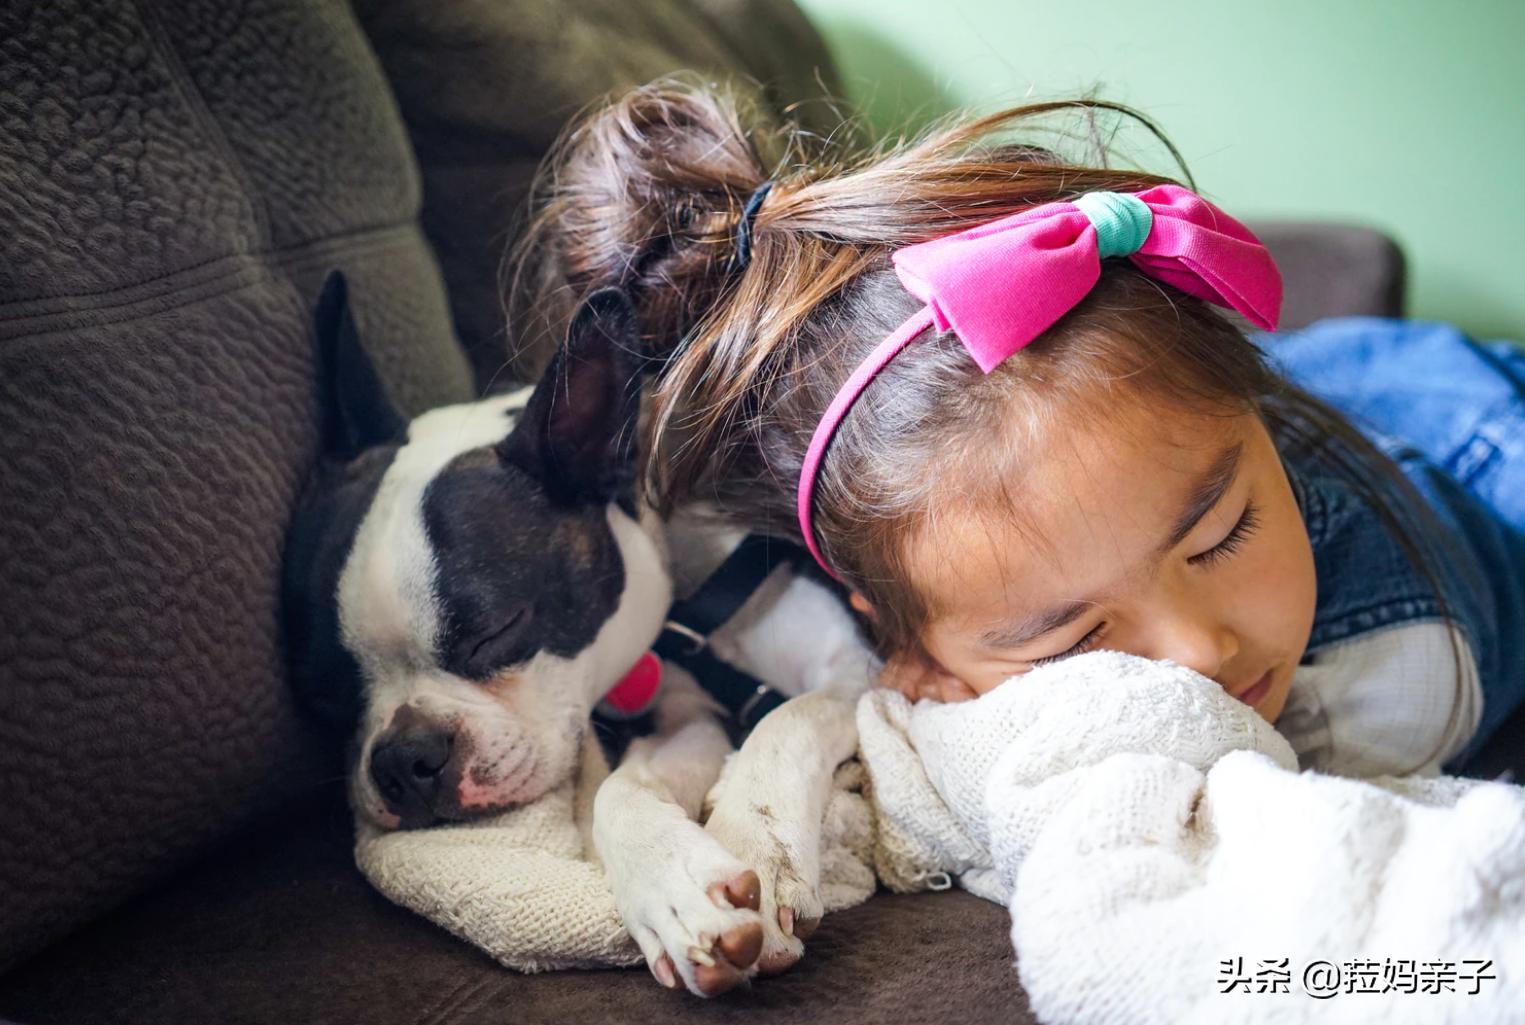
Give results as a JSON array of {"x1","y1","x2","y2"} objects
[{"x1": 509, "y1": 77, "x2": 1469, "y2": 756}]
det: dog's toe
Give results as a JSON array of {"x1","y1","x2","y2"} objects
[
  {"x1": 692, "y1": 958, "x2": 746, "y2": 997},
  {"x1": 776, "y1": 905, "x2": 821, "y2": 941},
  {"x1": 708, "y1": 869, "x2": 761, "y2": 912},
  {"x1": 718, "y1": 919, "x2": 764, "y2": 969},
  {"x1": 693, "y1": 919, "x2": 763, "y2": 996},
  {"x1": 750, "y1": 878, "x2": 822, "y2": 975},
  {"x1": 755, "y1": 944, "x2": 803, "y2": 976},
  {"x1": 754, "y1": 909, "x2": 804, "y2": 975},
  {"x1": 651, "y1": 953, "x2": 679, "y2": 989}
]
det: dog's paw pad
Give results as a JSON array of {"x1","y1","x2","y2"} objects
[
  {"x1": 753, "y1": 902, "x2": 819, "y2": 975},
  {"x1": 692, "y1": 961, "x2": 745, "y2": 996},
  {"x1": 756, "y1": 943, "x2": 803, "y2": 976},
  {"x1": 688, "y1": 943, "x2": 750, "y2": 996},
  {"x1": 777, "y1": 905, "x2": 821, "y2": 941},
  {"x1": 708, "y1": 870, "x2": 761, "y2": 912},
  {"x1": 679, "y1": 918, "x2": 764, "y2": 997},
  {"x1": 717, "y1": 920, "x2": 764, "y2": 968}
]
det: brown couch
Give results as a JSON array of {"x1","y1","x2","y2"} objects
[{"x1": 1, "y1": 2, "x2": 1519, "y2": 1023}]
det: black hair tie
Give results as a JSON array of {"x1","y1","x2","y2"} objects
[{"x1": 732, "y1": 181, "x2": 775, "y2": 271}]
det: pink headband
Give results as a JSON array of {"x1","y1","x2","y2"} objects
[{"x1": 796, "y1": 184, "x2": 1283, "y2": 580}]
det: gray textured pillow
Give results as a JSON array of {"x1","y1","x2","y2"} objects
[{"x1": 0, "y1": 0, "x2": 472, "y2": 969}]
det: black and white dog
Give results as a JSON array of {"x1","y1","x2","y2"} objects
[{"x1": 283, "y1": 273, "x2": 874, "y2": 996}]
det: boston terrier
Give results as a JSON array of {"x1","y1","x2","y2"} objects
[{"x1": 282, "y1": 273, "x2": 875, "y2": 996}]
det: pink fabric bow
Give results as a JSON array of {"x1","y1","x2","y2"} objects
[
  {"x1": 797, "y1": 184, "x2": 1283, "y2": 579},
  {"x1": 893, "y1": 184, "x2": 1282, "y2": 372}
]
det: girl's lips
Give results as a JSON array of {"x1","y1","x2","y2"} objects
[{"x1": 1234, "y1": 669, "x2": 1273, "y2": 707}]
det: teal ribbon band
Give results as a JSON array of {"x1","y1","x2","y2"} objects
[{"x1": 1074, "y1": 191, "x2": 1153, "y2": 259}]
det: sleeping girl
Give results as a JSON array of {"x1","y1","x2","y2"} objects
[{"x1": 519, "y1": 78, "x2": 1525, "y2": 780}]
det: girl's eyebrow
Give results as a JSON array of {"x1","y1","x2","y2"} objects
[
  {"x1": 1154, "y1": 442, "x2": 1244, "y2": 558},
  {"x1": 979, "y1": 441, "x2": 1244, "y2": 651}
]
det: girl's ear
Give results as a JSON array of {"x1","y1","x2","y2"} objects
[{"x1": 849, "y1": 592, "x2": 876, "y2": 619}]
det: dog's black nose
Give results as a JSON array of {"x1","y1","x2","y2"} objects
[{"x1": 369, "y1": 729, "x2": 453, "y2": 822}]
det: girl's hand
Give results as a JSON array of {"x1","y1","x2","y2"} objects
[{"x1": 879, "y1": 652, "x2": 979, "y2": 704}]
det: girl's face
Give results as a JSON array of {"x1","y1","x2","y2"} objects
[{"x1": 893, "y1": 401, "x2": 1317, "y2": 724}]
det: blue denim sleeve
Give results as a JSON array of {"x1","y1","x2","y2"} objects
[
  {"x1": 1262, "y1": 317, "x2": 1525, "y2": 768},
  {"x1": 1265, "y1": 318, "x2": 1525, "y2": 526}
]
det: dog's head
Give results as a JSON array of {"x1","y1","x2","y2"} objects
[{"x1": 283, "y1": 274, "x2": 670, "y2": 830}]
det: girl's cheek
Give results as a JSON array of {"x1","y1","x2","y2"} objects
[{"x1": 1238, "y1": 493, "x2": 1317, "y2": 647}]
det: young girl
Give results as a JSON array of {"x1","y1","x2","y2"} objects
[{"x1": 515, "y1": 79, "x2": 1525, "y2": 779}]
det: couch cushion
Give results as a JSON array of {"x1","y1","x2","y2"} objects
[
  {"x1": 352, "y1": 0, "x2": 846, "y2": 385},
  {"x1": 0, "y1": 787, "x2": 1035, "y2": 1025},
  {"x1": 1252, "y1": 222, "x2": 1406, "y2": 329},
  {"x1": 0, "y1": 0, "x2": 473, "y2": 970}
]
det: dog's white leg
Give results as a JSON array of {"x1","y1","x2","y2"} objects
[
  {"x1": 592, "y1": 666, "x2": 765, "y2": 997},
  {"x1": 703, "y1": 687, "x2": 860, "y2": 974}
]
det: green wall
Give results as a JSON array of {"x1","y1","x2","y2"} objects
[{"x1": 793, "y1": 0, "x2": 1525, "y2": 339}]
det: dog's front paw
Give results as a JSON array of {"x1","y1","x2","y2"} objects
[
  {"x1": 643, "y1": 868, "x2": 765, "y2": 996},
  {"x1": 608, "y1": 818, "x2": 766, "y2": 996},
  {"x1": 704, "y1": 802, "x2": 824, "y2": 975}
]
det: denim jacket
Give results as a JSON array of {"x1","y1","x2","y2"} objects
[{"x1": 1267, "y1": 319, "x2": 1525, "y2": 770}]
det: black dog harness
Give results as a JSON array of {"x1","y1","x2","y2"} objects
[
  {"x1": 591, "y1": 535, "x2": 824, "y2": 759},
  {"x1": 654, "y1": 534, "x2": 800, "y2": 734}
]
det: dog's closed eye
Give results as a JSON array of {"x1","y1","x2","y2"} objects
[{"x1": 460, "y1": 607, "x2": 537, "y2": 679}]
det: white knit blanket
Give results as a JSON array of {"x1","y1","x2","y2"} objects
[{"x1": 859, "y1": 649, "x2": 1525, "y2": 1024}]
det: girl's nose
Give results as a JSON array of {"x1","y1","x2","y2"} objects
[{"x1": 1147, "y1": 608, "x2": 1240, "y2": 683}]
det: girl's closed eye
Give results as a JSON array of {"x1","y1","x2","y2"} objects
[
  {"x1": 1030, "y1": 501, "x2": 1263, "y2": 668},
  {"x1": 1188, "y1": 500, "x2": 1261, "y2": 568},
  {"x1": 1031, "y1": 622, "x2": 1106, "y2": 667}
]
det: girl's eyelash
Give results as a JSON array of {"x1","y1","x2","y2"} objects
[
  {"x1": 1031, "y1": 623, "x2": 1105, "y2": 667},
  {"x1": 1187, "y1": 501, "x2": 1261, "y2": 568}
]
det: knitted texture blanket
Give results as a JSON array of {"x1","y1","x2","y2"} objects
[{"x1": 858, "y1": 649, "x2": 1525, "y2": 1024}]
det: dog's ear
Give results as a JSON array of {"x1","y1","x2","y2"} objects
[
  {"x1": 497, "y1": 287, "x2": 645, "y2": 505},
  {"x1": 312, "y1": 270, "x2": 407, "y2": 459}
]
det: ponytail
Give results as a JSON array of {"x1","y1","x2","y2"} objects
[{"x1": 504, "y1": 76, "x2": 806, "y2": 376}]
